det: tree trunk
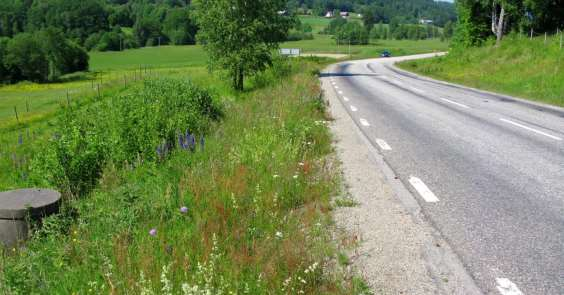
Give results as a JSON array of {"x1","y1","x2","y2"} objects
[
  {"x1": 495, "y1": 5, "x2": 506, "y2": 47},
  {"x1": 238, "y1": 68, "x2": 244, "y2": 91}
]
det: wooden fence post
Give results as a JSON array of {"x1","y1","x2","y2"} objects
[{"x1": 14, "y1": 106, "x2": 19, "y2": 123}]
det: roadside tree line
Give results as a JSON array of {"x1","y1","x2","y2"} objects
[{"x1": 455, "y1": 0, "x2": 564, "y2": 47}]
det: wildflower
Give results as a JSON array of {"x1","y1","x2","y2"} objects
[
  {"x1": 149, "y1": 228, "x2": 157, "y2": 236},
  {"x1": 298, "y1": 162, "x2": 305, "y2": 166},
  {"x1": 273, "y1": 174, "x2": 280, "y2": 178},
  {"x1": 275, "y1": 231, "x2": 283, "y2": 239},
  {"x1": 180, "y1": 206, "x2": 188, "y2": 214},
  {"x1": 293, "y1": 175, "x2": 299, "y2": 179}
]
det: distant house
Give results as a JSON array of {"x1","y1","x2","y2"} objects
[
  {"x1": 325, "y1": 11, "x2": 334, "y2": 18},
  {"x1": 340, "y1": 11, "x2": 349, "y2": 17},
  {"x1": 277, "y1": 10, "x2": 288, "y2": 16},
  {"x1": 419, "y1": 19, "x2": 434, "y2": 25}
]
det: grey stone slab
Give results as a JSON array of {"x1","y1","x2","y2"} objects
[{"x1": 0, "y1": 188, "x2": 61, "y2": 220}]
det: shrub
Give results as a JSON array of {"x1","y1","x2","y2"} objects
[{"x1": 31, "y1": 78, "x2": 222, "y2": 197}]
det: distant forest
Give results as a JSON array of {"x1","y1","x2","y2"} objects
[
  {"x1": 0, "y1": 0, "x2": 195, "y2": 83},
  {"x1": 287, "y1": 0, "x2": 457, "y2": 27},
  {"x1": 0, "y1": 0, "x2": 456, "y2": 84}
]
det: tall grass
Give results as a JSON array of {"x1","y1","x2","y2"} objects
[
  {"x1": 398, "y1": 34, "x2": 564, "y2": 107},
  {"x1": 0, "y1": 59, "x2": 369, "y2": 294}
]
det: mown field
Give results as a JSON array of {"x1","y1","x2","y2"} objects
[{"x1": 398, "y1": 34, "x2": 564, "y2": 107}]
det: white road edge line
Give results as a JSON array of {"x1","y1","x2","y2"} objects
[
  {"x1": 408, "y1": 176, "x2": 439, "y2": 203},
  {"x1": 350, "y1": 105, "x2": 358, "y2": 112},
  {"x1": 343, "y1": 96, "x2": 350, "y2": 102},
  {"x1": 495, "y1": 278, "x2": 523, "y2": 295},
  {"x1": 359, "y1": 118, "x2": 370, "y2": 127},
  {"x1": 441, "y1": 98, "x2": 470, "y2": 109},
  {"x1": 500, "y1": 118, "x2": 562, "y2": 141},
  {"x1": 375, "y1": 139, "x2": 392, "y2": 151}
]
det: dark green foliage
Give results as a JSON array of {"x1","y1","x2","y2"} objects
[
  {"x1": 335, "y1": 22, "x2": 368, "y2": 45},
  {"x1": 0, "y1": 37, "x2": 12, "y2": 82},
  {"x1": 323, "y1": 17, "x2": 347, "y2": 35},
  {"x1": 454, "y1": 0, "x2": 564, "y2": 47},
  {"x1": 31, "y1": 78, "x2": 222, "y2": 197},
  {"x1": 27, "y1": 0, "x2": 109, "y2": 44},
  {"x1": 195, "y1": 0, "x2": 294, "y2": 90},
  {"x1": 287, "y1": 19, "x2": 314, "y2": 41},
  {"x1": 134, "y1": 18, "x2": 167, "y2": 47},
  {"x1": 5, "y1": 32, "x2": 49, "y2": 82},
  {"x1": 163, "y1": 8, "x2": 198, "y2": 45},
  {"x1": 1, "y1": 29, "x2": 88, "y2": 83}
]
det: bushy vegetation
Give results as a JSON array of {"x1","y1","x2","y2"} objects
[
  {"x1": 194, "y1": 0, "x2": 293, "y2": 90},
  {"x1": 0, "y1": 29, "x2": 88, "y2": 83},
  {"x1": 287, "y1": 19, "x2": 314, "y2": 41},
  {"x1": 398, "y1": 34, "x2": 564, "y2": 107},
  {"x1": 334, "y1": 22, "x2": 369, "y2": 45},
  {"x1": 30, "y1": 78, "x2": 222, "y2": 197},
  {"x1": 455, "y1": 0, "x2": 564, "y2": 47},
  {"x1": 0, "y1": 58, "x2": 368, "y2": 295},
  {"x1": 0, "y1": 0, "x2": 197, "y2": 51}
]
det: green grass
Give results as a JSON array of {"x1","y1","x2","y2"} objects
[
  {"x1": 298, "y1": 15, "x2": 332, "y2": 34},
  {"x1": 282, "y1": 34, "x2": 448, "y2": 58},
  {"x1": 89, "y1": 45, "x2": 208, "y2": 71},
  {"x1": 397, "y1": 34, "x2": 564, "y2": 107},
  {"x1": 0, "y1": 25, "x2": 450, "y2": 293},
  {"x1": 1, "y1": 59, "x2": 366, "y2": 294}
]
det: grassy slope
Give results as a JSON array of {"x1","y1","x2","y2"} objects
[
  {"x1": 398, "y1": 35, "x2": 564, "y2": 107},
  {"x1": 1, "y1": 59, "x2": 369, "y2": 294}
]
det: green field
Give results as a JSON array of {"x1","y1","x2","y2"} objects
[
  {"x1": 398, "y1": 34, "x2": 564, "y2": 107},
  {"x1": 298, "y1": 15, "x2": 332, "y2": 33}
]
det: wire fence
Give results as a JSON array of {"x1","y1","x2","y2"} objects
[
  {"x1": 0, "y1": 65, "x2": 158, "y2": 185},
  {"x1": 521, "y1": 28, "x2": 564, "y2": 49}
]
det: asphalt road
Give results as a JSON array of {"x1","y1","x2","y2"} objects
[{"x1": 323, "y1": 54, "x2": 564, "y2": 295}]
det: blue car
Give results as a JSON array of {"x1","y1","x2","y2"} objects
[{"x1": 381, "y1": 50, "x2": 391, "y2": 57}]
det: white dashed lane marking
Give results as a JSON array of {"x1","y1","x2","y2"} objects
[
  {"x1": 343, "y1": 96, "x2": 350, "y2": 102},
  {"x1": 408, "y1": 176, "x2": 439, "y2": 203},
  {"x1": 338, "y1": 91, "x2": 343, "y2": 95},
  {"x1": 350, "y1": 105, "x2": 358, "y2": 112},
  {"x1": 440, "y1": 97, "x2": 470, "y2": 109},
  {"x1": 359, "y1": 118, "x2": 370, "y2": 127},
  {"x1": 495, "y1": 278, "x2": 523, "y2": 295},
  {"x1": 500, "y1": 118, "x2": 562, "y2": 141},
  {"x1": 375, "y1": 139, "x2": 392, "y2": 151}
]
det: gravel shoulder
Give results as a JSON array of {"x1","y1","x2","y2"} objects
[{"x1": 322, "y1": 64, "x2": 482, "y2": 295}]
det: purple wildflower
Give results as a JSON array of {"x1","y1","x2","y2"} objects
[
  {"x1": 18, "y1": 134, "x2": 23, "y2": 146},
  {"x1": 180, "y1": 206, "x2": 188, "y2": 214},
  {"x1": 149, "y1": 228, "x2": 157, "y2": 236},
  {"x1": 200, "y1": 136, "x2": 205, "y2": 150}
]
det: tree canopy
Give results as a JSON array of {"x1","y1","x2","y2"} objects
[
  {"x1": 454, "y1": 0, "x2": 564, "y2": 47},
  {"x1": 194, "y1": 0, "x2": 293, "y2": 90}
]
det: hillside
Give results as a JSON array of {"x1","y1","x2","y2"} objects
[
  {"x1": 398, "y1": 35, "x2": 564, "y2": 107},
  {"x1": 290, "y1": 0, "x2": 457, "y2": 26}
]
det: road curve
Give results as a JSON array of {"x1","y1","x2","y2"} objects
[{"x1": 322, "y1": 54, "x2": 564, "y2": 295}]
